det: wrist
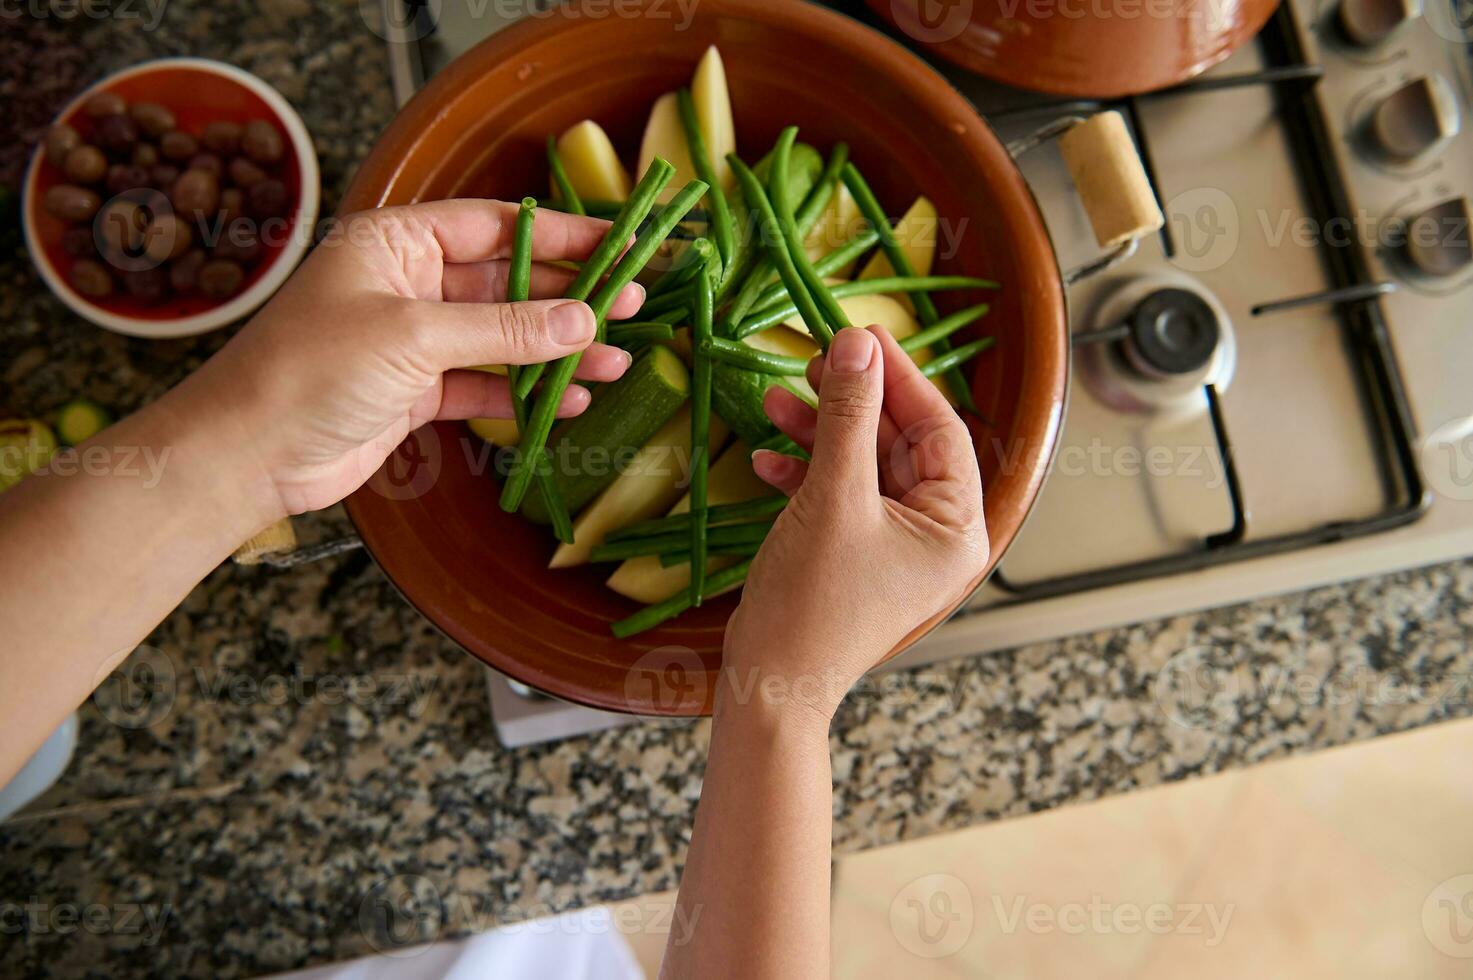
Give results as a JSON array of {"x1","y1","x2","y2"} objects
[
  {"x1": 713, "y1": 657, "x2": 839, "y2": 739},
  {"x1": 152, "y1": 371, "x2": 289, "y2": 541}
]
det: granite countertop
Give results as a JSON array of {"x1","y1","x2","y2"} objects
[{"x1": 4, "y1": 3, "x2": 1473, "y2": 978}]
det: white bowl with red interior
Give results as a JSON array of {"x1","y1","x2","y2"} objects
[{"x1": 23, "y1": 58, "x2": 320, "y2": 339}]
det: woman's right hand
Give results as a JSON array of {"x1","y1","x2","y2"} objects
[{"x1": 722, "y1": 325, "x2": 990, "y2": 722}]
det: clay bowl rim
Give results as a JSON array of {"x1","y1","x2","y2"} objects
[{"x1": 339, "y1": 0, "x2": 1070, "y2": 715}]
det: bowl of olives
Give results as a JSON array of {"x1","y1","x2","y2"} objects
[{"x1": 23, "y1": 58, "x2": 320, "y2": 338}]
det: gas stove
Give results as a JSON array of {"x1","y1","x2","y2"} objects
[{"x1": 379, "y1": 0, "x2": 1473, "y2": 745}]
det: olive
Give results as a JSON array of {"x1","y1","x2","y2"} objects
[
  {"x1": 105, "y1": 163, "x2": 151, "y2": 196},
  {"x1": 131, "y1": 142, "x2": 159, "y2": 168},
  {"x1": 97, "y1": 199, "x2": 146, "y2": 255},
  {"x1": 241, "y1": 120, "x2": 284, "y2": 164},
  {"x1": 124, "y1": 267, "x2": 169, "y2": 302},
  {"x1": 247, "y1": 178, "x2": 289, "y2": 219},
  {"x1": 128, "y1": 101, "x2": 175, "y2": 137},
  {"x1": 201, "y1": 121, "x2": 242, "y2": 155},
  {"x1": 62, "y1": 145, "x2": 107, "y2": 184},
  {"x1": 169, "y1": 249, "x2": 206, "y2": 292},
  {"x1": 187, "y1": 153, "x2": 223, "y2": 177},
  {"x1": 43, "y1": 184, "x2": 102, "y2": 223},
  {"x1": 83, "y1": 92, "x2": 127, "y2": 118},
  {"x1": 61, "y1": 226, "x2": 96, "y2": 258},
  {"x1": 171, "y1": 168, "x2": 220, "y2": 216},
  {"x1": 227, "y1": 157, "x2": 266, "y2": 189},
  {"x1": 218, "y1": 187, "x2": 245, "y2": 226},
  {"x1": 143, "y1": 213, "x2": 192, "y2": 263},
  {"x1": 198, "y1": 258, "x2": 245, "y2": 298},
  {"x1": 150, "y1": 164, "x2": 180, "y2": 188},
  {"x1": 69, "y1": 259, "x2": 115, "y2": 298},
  {"x1": 93, "y1": 113, "x2": 140, "y2": 154},
  {"x1": 159, "y1": 130, "x2": 198, "y2": 161},
  {"x1": 213, "y1": 219, "x2": 262, "y2": 264},
  {"x1": 44, "y1": 124, "x2": 82, "y2": 168}
]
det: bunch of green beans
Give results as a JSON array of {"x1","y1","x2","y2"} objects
[
  {"x1": 501, "y1": 160, "x2": 711, "y2": 513},
  {"x1": 728, "y1": 155, "x2": 833, "y2": 349},
  {"x1": 841, "y1": 164, "x2": 979, "y2": 412},
  {"x1": 718, "y1": 143, "x2": 849, "y2": 326},
  {"x1": 606, "y1": 494, "x2": 786, "y2": 542},
  {"x1": 611, "y1": 558, "x2": 754, "y2": 639},
  {"x1": 734, "y1": 275, "x2": 998, "y2": 339}
]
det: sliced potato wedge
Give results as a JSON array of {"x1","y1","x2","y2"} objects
[
  {"x1": 467, "y1": 417, "x2": 519, "y2": 446},
  {"x1": 803, "y1": 183, "x2": 864, "y2": 273},
  {"x1": 466, "y1": 366, "x2": 518, "y2": 445},
  {"x1": 554, "y1": 120, "x2": 633, "y2": 202},
  {"x1": 606, "y1": 439, "x2": 770, "y2": 604},
  {"x1": 858, "y1": 196, "x2": 939, "y2": 312},
  {"x1": 550, "y1": 406, "x2": 728, "y2": 568},
  {"x1": 637, "y1": 92, "x2": 698, "y2": 204},
  {"x1": 691, "y1": 46, "x2": 736, "y2": 191},
  {"x1": 782, "y1": 291, "x2": 919, "y2": 343},
  {"x1": 744, "y1": 325, "x2": 819, "y2": 403}
]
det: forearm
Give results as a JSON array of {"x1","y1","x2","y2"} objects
[
  {"x1": 661, "y1": 677, "x2": 834, "y2": 980},
  {"x1": 0, "y1": 374, "x2": 279, "y2": 783}
]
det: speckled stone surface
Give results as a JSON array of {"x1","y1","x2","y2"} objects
[{"x1": 3, "y1": 4, "x2": 1473, "y2": 978}]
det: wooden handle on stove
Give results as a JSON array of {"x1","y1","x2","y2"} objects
[
  {"x1": 1059, "y1": 111, "x2": 1165, "y2": 250},
  {"x1": 233, "y1": 517, "x2": 297, "y2": 565}
]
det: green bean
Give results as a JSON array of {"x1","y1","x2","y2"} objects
[
  {"x1": 514, "y1": 159, "x2": 676, "y2": 401},
  {"x1": 546, "y1": 136, "x2": 585, "y2": 217},
  {"x1": 772, "y1": 128, "x2": 847, "y2": 342},
  {"x1": 504, "y1": 200, "x2": 574, "y2": 544},
  {"x1": 587, "y1": 179, "x2": 709, "y2": 342},
  {"x1": 501, "y1": 161, "x2": 676, "y2": 512},
  {"x1": 841, "y1": 164, "x2": 980, "y2": 411},
  {"x1": 688, "y1": 243, "x2": 719, "y2": 605},
  {"x1": 677, "y1": 88, "x2": 736, "y2": 270},
  {"x1": 750, "y1": 226, "x2": 882, "y2": 310},
  {"x1": 606, "y1": 322, "x2": 676, "y2": 347},
  {"x1": 919, "y1": 337, "x2": 995, "y2": 379},
  {"x1": 728, "y1": 154, "x2": 832, "y2": 350},
  {"x1": 591, "y1": 522, "x2": 771, "y2": 563},
  {"x1": 606, "y1": 495, "x2": 786, "y2": 542},
  {"x1": 509, "y1": 197, "x2": 537, "y2": 303},
  {"x1": 644, "y1": 247, "x2": 704, "y2": 303},
  {"x1": 735, "y1": 276, "x2": 998, "y2": 339},
  {"x1": 900, "y1": 303, "x2": 991, "y2": 353},
  {"x1": 610, "y1": 558, "x2": 754, "y2": 638},
  {"x1": 640, "y1": 283, "x2": 696, "y2": 319},
  {"x1": 718, "y1": 143, "x2": 848, "y2": 325},
  {"x1": 541, "y1": 198, "x2": 711, "y2": 224},
  {"x1": 700, "y1": 335, "x2": 808, "y2": 376},
  {"x1": 659, "y1": 541, "x2": 764, "y2": 567}
]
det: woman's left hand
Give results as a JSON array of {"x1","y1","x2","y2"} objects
[{"x1": 182, "y1": 199, "x2": 643, "y2": 518}]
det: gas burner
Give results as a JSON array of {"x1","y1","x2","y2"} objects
[
  {"x1": 1120, "y1": 289, "x2": 1221, "y2": 378},
  {"x1": 1073, "y1": 275, "x2": 1237, "y2": 420}
]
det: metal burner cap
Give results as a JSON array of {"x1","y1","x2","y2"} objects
[{"x1": 1126, "y1": 289, "x2": 1221, "y2": 377}]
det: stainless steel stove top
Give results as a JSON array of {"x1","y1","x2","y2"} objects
[{"x1": 379, "y1": 0, "x2": 1473, "y2": 745}]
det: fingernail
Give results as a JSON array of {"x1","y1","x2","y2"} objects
[
  {"x1": 625, "y1": 282, "x2": 647, "y2": 306},
  {"x1": 550, "y1": 302, "x2": 595, "y2": 345},
  {"x1": 828, "y1": 327, "x2": 875, "y2": 373}
]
